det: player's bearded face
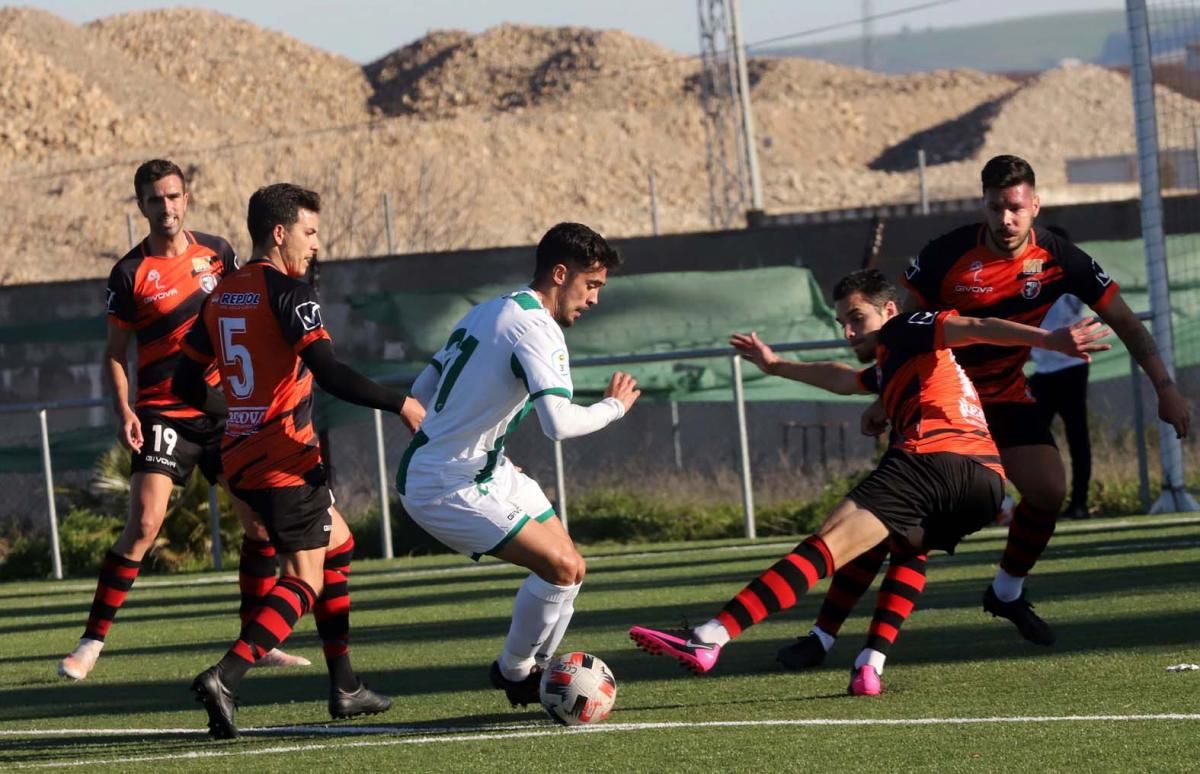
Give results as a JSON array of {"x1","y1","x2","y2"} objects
[
  {"x1": 835, "y1": 293, "x2": 888, "y2": 363},
  {"x1": 278, "y1": 208, "x2": 321, "y2": 278},
  {"x1": 983, "y1": 183, "x2": 1039, "y2": 256},
  {"x1": 137, "y1": 174, "x2": 188, "y2": 239},
  {"x1": 555, "y1": 265, "x2": 608, "y2": 327}
]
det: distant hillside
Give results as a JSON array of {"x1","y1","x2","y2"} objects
[{"x1": 764, "y1": 10, "x2": 1128, "y2": 74}]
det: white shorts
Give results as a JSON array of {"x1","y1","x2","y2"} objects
[{"x1": 400, "y1": 463, "x2": 556, "y2": 559}]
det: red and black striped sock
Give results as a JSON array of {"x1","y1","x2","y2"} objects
[
  {"x1": 218, "y1": 575, "x2": 316, "y2": 687},
  {"x1": 82, "y1": 551, "x2": 142, "y2": 642},
  {"x1": 238, "y1": 538, "x2": 278, "y2": 625},
  {"x1": 814, "y1": 539, "x2": 888, "y2": 637},
  {"x1": 999, "y1": 501, "x2": 1059, "y2": 577},
  {"x1": 865, "y1": 543, "x2": 927, "y2": 655},
  {"x1": 716, "y1": 536, "x2": 834, "y2": 640},
  {"x1": 315, "y1": 537, "x2": 357, "y2": 692}
]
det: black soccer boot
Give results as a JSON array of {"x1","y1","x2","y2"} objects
[
  {"x1": 776, "y1": 631, "x2": 829, "y2": 670},
  {"x1": 489, "y1": 661, "x2": 542, "y2": 707},
  {"x1": 330, "y1": 680, "x2": 394, "y2": 719},
  {"x1": 983, "y1": 585, "x2": 1056, "y2": 646},
  {"x1": 192, "y1": 665, "x2": 239, "y2": 740}
]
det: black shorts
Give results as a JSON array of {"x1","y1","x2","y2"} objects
[
  {"x1": 847, "y1": 449, "x2": 1004, "y2": 553},
  {"x1": 982, "y1": 401, "x2": 1056, "y2": 450},
  {"x1": 131, "y1": 409, "x2": 223, "y2": 485},
  {"x1": 232, "y1": 482, "x2": 334, "y2": 553}
]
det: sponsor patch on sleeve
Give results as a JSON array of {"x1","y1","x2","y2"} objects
[{"x1": 295, "y1": 301, "x2": 323, "y2": 331}]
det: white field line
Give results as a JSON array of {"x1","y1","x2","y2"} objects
[
  {"x1": 25, "y1": 514, "x2": 1200, "y2": 596},
  {"x1": 7, "y1": 714, "x2": 1200, "y2": 769}
]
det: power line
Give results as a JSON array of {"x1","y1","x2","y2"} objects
[{"x1": 0, "y1": 0, "x2": 965, "y2": 185}]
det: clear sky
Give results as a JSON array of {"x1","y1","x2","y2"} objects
[{"x1": 21, "y1": 0, "x2": 1126, "y2": 62}]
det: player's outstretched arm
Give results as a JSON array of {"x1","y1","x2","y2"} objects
[
  {"x1": 942, "y1": 315, "x2": 1112, "y2": 361},
  {"x1": 299, "y1": 339, "x2": 423, "y2": 432},
  {"x1": 1092, "y1": 294, "x2": 1190, "y2": 439},
  {"x1": 730, "y1": 331, "x2": 865, "y2": 395},
  {"x1": 532, "y1": 371, "x2": 639, "y2": 442}
]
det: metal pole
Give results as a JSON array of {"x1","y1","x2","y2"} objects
[
  {"x1": 731, "y1": 355, "x2": 756, "y2": 539},
  {"x1": 126, "y1": 213, "x2": 136, "y2": 250},
  {"x1": 1131, "y1": 354, "x2": 1151, "y2": 513},
  {"x1": 918, "y1": 149, "x2": 929, "y2": 214},
  {"x1": 1126, "y1": 0, "x2": 1198, "y2": 513},
  {"x1": 670, "y1": 399, "x2": 683, "y2": 470},
  {"x1": 1193, "y1": 125, "x2": 1200, "y2": 192},
  {"x1": 649, "y1": 171, "x2": 660, "y2": 236},
  {"x1": 554, "y1": 440, "x2": 568, "y2": 531},
  {"x1": 38, "y1": 409, "x2": 62, "y2": 580},
  {"x1": 374, "y1": 408, "x2": 394, "y2": 559},
  {"x1": 208, "y1": 485, "x2": 222, "y2": 571},
  {"x1": 728, "y1": 0, "x2": 764, "y2": 213},
  {"x1": 383, "y1": 192, "x2": 395, "y2": 255}
]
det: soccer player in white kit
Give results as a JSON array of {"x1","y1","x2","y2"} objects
[{"x1": 397, "y1": 222, "x2": 640, "y2": 707}]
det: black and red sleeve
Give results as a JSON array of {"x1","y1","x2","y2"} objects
[
  {"x1": 266, "y1": 273, "x2": 332, "y2": 353},
  {"x1": 105, "y1": 259, "x2": 139, "y2": 329},
  {"x1": 1045, "y1": 230, "x2": 1120, "y2": 312},
  {"x1": 878, "y1": 310, "x2": 957, "y2": 356}
]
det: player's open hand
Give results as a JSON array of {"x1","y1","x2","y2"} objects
[
  {"x1": 1047, "y1": 317, "x2": 1112, "y2": 362},
  {"x1": 119, "y1": 409, "x2": 143, "y2": 453},
  {"x1": 1156, "y1": 381, "x2": 1190, "y2": 439},
  {"x1": 399, "y1": 396, "x2": 425, "y2": 434},
  {"x1": 730, "y1": 331, "x2": 780, "y2": 374},
  {"x1": 861, "y1": 398, "x2": 888, "y2": 437},
  {"x1": 605, "y1": 371, "x2": 641, "y2": 414}
]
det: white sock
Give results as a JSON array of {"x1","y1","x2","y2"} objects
[
  {"x1": 534, "y1": 587, "x2": 580, "y2": 667},
  {"x1": 992, "y1": 569, "x2": 1025, "y2": 603},
  {"x1": 811, "y1": 625, "x2": 836, "y2": 652},
  {"x1": 854, "y1": 647, "x2": 887, "y2": 674},
  {"x1": 498, "y1": 574, "x2": 578, "y2": 681},
  {"x1": 693, "y1": 619, "x2": 731, "y2": 647}
]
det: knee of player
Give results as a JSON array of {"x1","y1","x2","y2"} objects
[{"x1": 541, "y1": 550, "x2": 582, "y2": 586}]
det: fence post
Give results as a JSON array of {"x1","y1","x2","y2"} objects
[
  {"x1": 649, "y1": 171, "x2": 660, "y2": 236},
  {"x1": 670, "y1": 399, "x2": 683, "y2": 470},
  {"x1": 383, "y1": 192, "x2": 395, "y2": 255},
  {"x1": 554, "y1": 440, "x2": 568, "y2": 531},
  {"x1": 126, "y1": 213, "x2": 136, "y2": 250},
  {"x1": 918, "y1": 149, "x2": 929, "y2": 215},
  {"x1": 731, "y1": 355, "x2": 756, "y2": 539},
  {"x1": 374, "y1": 408, "x2": 394, "y2": 559},
  {"x1": 1127, "y1": 0, "x2": 1198, "y2": 513},
  {"x1": 208, "y1": 485, "x2": 222, "y2": 571},
  {"x1": 1131, "y1": 354, "x2": 1152, "y2": 512},
  {"x1": 38, "y1": 409, "x2": 63, "y2": 580}
]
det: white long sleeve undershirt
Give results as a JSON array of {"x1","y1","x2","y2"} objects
[{"x1": 533, "y1": 394, "x2": 625, "y2": 441}]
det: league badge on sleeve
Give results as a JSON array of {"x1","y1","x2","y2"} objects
[
  {"x1": 295, "y1": 301, "x2": 323, "y2": 331},
  {"x1": 551, "y1": 348, "x2": 570, "y2": 377}
]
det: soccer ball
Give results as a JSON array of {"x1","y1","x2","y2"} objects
[{"x1": 538, "y1": 652, "x2": 617, "y2": 726}]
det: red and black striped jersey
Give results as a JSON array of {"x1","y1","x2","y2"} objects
[
  {"x1": 180, "y1": 261, "x2": 331, "y2": 490},
  {"x1": 106, "y1": 230, "x2": 238, "y2": 419},
  {"x1": 901, "y1": 224, "x2": 1119, "y2": 404},
  {"x1": 858, "y1": 310, "x2": 1004, "y2": 479}
]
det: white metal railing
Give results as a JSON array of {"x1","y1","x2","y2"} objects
[{"x1": 0, "y1": 319, "x2": 1163, "y2": 578}]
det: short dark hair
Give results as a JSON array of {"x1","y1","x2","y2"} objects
[
  {"x1": 981, "y1": 154, "x2": 1036, "y2": 191},
  {"x1": 833, "y1": 269, "x2": 898, "y2": 308},
  {"x1": 247, "y1": 183, "x2": 321, "y2": 249},
  {"x1": 533, "y1": 222, "x2": 622, "y2": 283},
  {"x1": 134, "y1": 159, "x2": 186, "y2": 201}
]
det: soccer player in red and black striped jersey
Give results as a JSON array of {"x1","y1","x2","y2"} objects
[
  {"x1": 175, "y1": 183, "x2": 424, "y2": 739},
  {"x1": 899, "y1": 155, "x2": 1189, "y2": 645},
  {"x1": 57, "y1": 160, "x2": 309, "y2": 680},
  {"x1": 629, "y1": 269, "x2": 1109, "y2": 694}
]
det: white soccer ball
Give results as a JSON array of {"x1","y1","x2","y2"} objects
[{"x1": 539, "y1": 652, "x2": 617, "y2": 726}]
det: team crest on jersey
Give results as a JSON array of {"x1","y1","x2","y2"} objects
[
  {"x1": 1021, "y1": 278, "x2": 1042, "y2": 300},
  {"x1": 551, "y1": 348, "x2": 569, "y2": 377},
  {"x1": 295, "y1": 301, "x2": 323, "y2": 331},
  {"x1": 191, "y1": 257, "x2": 214, "y2": 276},
  {"x1": 199, "y1": 274, "x2": 218, "y2": 294}
]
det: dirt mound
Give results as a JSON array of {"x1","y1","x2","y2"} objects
[
  {"x1": 366, "y1": 23, "x2": 697, "y2": 116},
  {"x1": 90, "y1": 8, "x2": 374, "y2": 129}
]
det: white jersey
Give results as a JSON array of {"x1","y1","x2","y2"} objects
[{"x1": 400, "y1": 288, "x2": 574, "y2": 500}]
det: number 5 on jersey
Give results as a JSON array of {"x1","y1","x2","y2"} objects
[{"x1": 218, "y1": 317, "x2": 255, "y2": 399}]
